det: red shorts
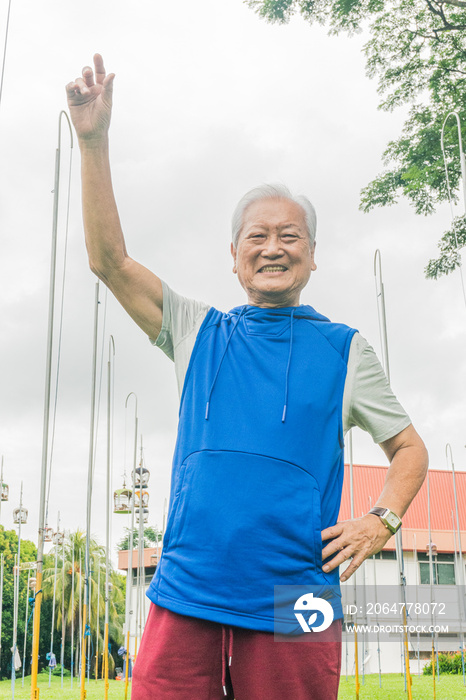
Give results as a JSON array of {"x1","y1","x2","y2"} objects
[{"x1": 132, "y1": 604, "x2": 342, "y2": 700}]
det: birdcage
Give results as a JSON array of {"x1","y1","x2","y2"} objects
[
  {"x1": 135, "y1": 508, "x2": 149, "y2": 524},
  {"x1": 53, "y1": 531, "x2": 64, "y2": 546},
  {"x1": 13, "y1": 506, "x2": 28, "y2": 524},
  {"x1": 135, "y1": 466, "x2": 150, "y2": 489},
  {"x1": 134, "y1": 490, "x2": 149, "y2": 509},
  {"x1": 1, "y1": 482, "x2": 8, "y2": 502},
  {"x1": 113, "y1": 487, "x2": 132, "y2": 514},
  {"x1": 43, "y1": 527, "x2": 54, "y2": 542},
  {"x1": 29, "y1": 577, "x2": 37, "y2": 589}
]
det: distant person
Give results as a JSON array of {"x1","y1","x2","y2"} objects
[{"x1": 66, "y1": 54, "x2": 428, "y2": 700}]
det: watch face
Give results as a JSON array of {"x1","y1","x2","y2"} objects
[{"x1": 385, "y1": 512, "x2": 400, "y2": 529}]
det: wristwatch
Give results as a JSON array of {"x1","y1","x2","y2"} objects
[{"x1": 368, "y1": 507, "x2": 402, "y2": 534}]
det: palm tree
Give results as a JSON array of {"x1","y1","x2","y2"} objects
[{"x1": 42, "y1": 529, "x2": 125, "y2": 677}]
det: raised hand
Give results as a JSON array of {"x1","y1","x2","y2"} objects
[{"x1": 65, "y1": 54, "x2": 115, "y2": 142}]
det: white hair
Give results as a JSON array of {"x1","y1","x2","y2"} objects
[{"x1": 231, "y1": 183, "x2": 317, "y2": 248}]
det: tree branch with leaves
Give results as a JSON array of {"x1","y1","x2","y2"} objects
[{"x1": 245, "y1": 0, "x2": 466, "y2": 277}]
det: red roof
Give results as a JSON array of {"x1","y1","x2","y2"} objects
[{"x1": 339, "y1": 464, "x2": 466, "y2": 552}]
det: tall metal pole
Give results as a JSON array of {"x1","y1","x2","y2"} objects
[
  {"x1": 374, "y1": 249, "x2": 412, "y2": 698},
  {"x1": 78, "y1": 551, "x2": 82, "y2": 680},
  {"x1": 104, "y1": 337, "x2": 115, "y2": 700},
  {"x1": 451, "y1": 509, "x2": 466, "y2": 684},
  {"x1": 49, "y1": 513, "x2": 60, "y2": 688},
  {"x1": 446, "y1": 444, "x2": 466, "y2": 684},
  {"x1": 80, "y1": 281, "x2": 100, "y2": 700},
  {"x1": 60, "y1": 535, "x2": 65, "y2": 688},
  {"x1": 71, "y1": 540, "x2": 74, "y2": 688},
  {"x1": 12, "y1": 483, "x2": 24, "y2": 699},
  {"x1": 22, "y1": 569, "x2": 31, "y2": 686},
  {"x1": 30, "y1": 111, "x2": 73, "y2": 700},
  {"x1": 427, "y1": 472, "x2": 437, "y2": 699},
  {"x1": 0, "y1": 553, "x2": 4, "y2": 679},
  {"x1": 124, "y1": 392, "x2": 138, "y2": 700},
  {"x1": 440, "y1": 112, "x2": 466, "y2": 308},
  {"x1": 0, "y1": 455, "x2": 3, "y2": 524},
  {"x1": 12, "y1": 553, "x2": 18, "y2": 699},
  {"x1": 135, "y1": 437, "x2": 145, "y2": 663},
  {"x1": 95, "y1": 557, "x2": 100, "y2": 681},
  {"x1": 347, "y1": 431, "x2": 360, "y2": 699}
]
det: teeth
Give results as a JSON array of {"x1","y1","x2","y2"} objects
[{"x1": 261, "y1": 266, "x2": 286, "y2": 272}]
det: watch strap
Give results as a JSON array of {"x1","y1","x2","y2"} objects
[{"x1": 368, "y1": 506, "x2": 401, "y2": 534}]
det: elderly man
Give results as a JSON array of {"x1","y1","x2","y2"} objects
[{"x1": 67, "y1": 55, "x2": 428, "y2": 700}]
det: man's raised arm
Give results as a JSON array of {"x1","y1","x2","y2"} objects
[{"x1": 66, "y1": 54, "x2": 163, "y2": 340}]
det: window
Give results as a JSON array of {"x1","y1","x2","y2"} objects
[
  {"x1": 372, "y1": 550, "x2": 397, "y2": 560},
  {"x1": 418, "y1": 553, "x2": 456, "y2": 585},
  {"x1": 132, "y1": 566, "x2": 156, "y2": 586}
]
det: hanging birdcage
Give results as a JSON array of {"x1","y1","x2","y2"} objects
[
  {"x1": 53, "y1": 531, "x2": 64, "y2": 546},
  {"x1": 134, "y1": 490, "x2": 149, "y2": 509},
  {"x1": 113, "y1": 487, "x2": 132, "y2": 514},
  {"x1": 29, "y1": 577, "x2": 37, "y2": 589},
  {"x1": 43, "y1": 527, "x2": 54, "y2": 542},
  {"x1": 108, "y1": 582, "x2": 113, "y2": 593},
  {"x1": 135, "y1": 508, "x2": 149, "y2": 524},
  {"x1": 13, "y1": 506, "x2": 28, "y2": 524},
  {"x1": 135, "y1": 466, "x2": 150, "y2": 489},
  {"x1": 1, "y1": 482, "x2": 8, "y2": 502},
  {"x1": 150, "y1": 552, "x2": 158, "y2": 565}
]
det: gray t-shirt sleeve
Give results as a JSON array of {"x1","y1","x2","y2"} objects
[
  {"x1": 343, "y1": 333, "x2": 411, "y2": 443},
  {"x1": 150, "y1": 280, "x2": 210, "y2": 397}
]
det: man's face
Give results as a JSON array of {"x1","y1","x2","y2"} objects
[{"x1": 231, "y1": 198, "x2": 316, "y2": 308}]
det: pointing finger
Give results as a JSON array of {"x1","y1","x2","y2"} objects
[{"x1": 94, "y1": 53, "x2": 106, "y2": 85}]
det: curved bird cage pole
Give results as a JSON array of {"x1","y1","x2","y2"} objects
[
  {"x1": 427, "y1": 472, "x2": 437, "y2": 699},
  {"x1": 22, "y1": 569, "x2": 31, "y2": 686},
  {"x1": 0, "y1": 455, "x2": 3, "y2": 524},
  {"x1": 0, "y1": 0, "x2": 12, "y2": 112},
  {"x1": 60, "y1": 535, "x2": 65, "y2": 689},
  {"x1": 134, "y1": 437, "x2": 145, "y2": 663},
  {"x1": 48, "y1": 513, "x2": 61, "y2": 688},
  {"x1": 12, "y1": 482, "x2": 25, "y2": 700},
  {"x1": 80, "y1": 280, "x2": 100, "y2": 700},
  {"x1": 95, "y1": 555, "x2": 100, "y2": 681},
  {"x1": 373, "y1": 249, "x2": 412, "y2": 698},
  {"x1": 124, "y1": 392, "x2": 138, "y2": 700},
  {"x1": 440, "y1": 112, "x2": 466, "y2": 310},
  {"x1": 71, "y1": 540, "x2": 74, "y2": 688},
  {"x1": 104, "y1": 336, "x2": 115, "y2": 700},
  {"x1": 347, "y1": 431, "x2": 360, "y2": 699},
  {"x1": 446, "y1": 443, "x2": 466, "y2": 684},
  {"x1": 78, "y1": 551, "x2": 82, "y2": 681},
  {"x1": 0, "y1": 553, "x2": 4, "y2": 678},
  {"x1": 31, "y1": 110, "x2": 73, "y2": 700}
]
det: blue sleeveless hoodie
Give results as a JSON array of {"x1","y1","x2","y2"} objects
[{"x1": 147, "y1": 303, "x2": 357, "y2": 632}]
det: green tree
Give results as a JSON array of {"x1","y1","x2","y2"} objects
[
  {"x1": 0, "y1": 526, "x2": 45, "y2": 680},
  {"x1": 246, "y1": 0, "x2": 466, "y2": 277},
  {"x1": 41, "y1": 529, "x2": 126, "y2": 679},
  {"x1": 117, "y1": 526, "x2": 163, "y2": 551}
]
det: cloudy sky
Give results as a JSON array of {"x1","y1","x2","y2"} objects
[{"x1": 1, "y1": 0, "x2": 465, "y2": 565}]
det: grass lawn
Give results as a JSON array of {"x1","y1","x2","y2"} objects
[
  {"x1": 3, "y1": 673, "x2": 466, "y2": 698},
  {"x1": 338, "y1": 673, "x2": 466, "y2": 699},
  {"x1": 1, "y1": 675, "x2": 131, "y2": 699}
]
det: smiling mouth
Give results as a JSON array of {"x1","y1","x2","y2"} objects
[{"x1": 258, "y1": 265, "x2": 288, "y2": 272}]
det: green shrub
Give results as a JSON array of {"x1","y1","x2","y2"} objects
[
  {"x1": 39, "y1": 664, "x2": 71, "y2": 677},
  {"x1": 423, "y1": 651, "x2": 465, "y2": 675}
]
